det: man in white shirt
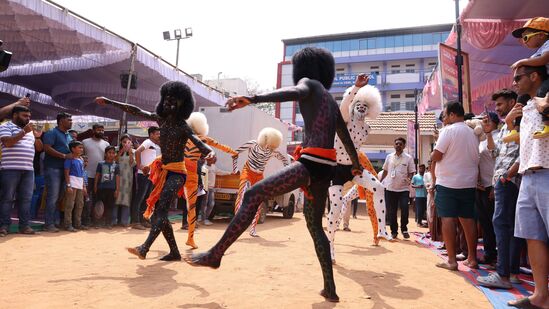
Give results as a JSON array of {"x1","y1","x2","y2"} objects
[
  {"x1": 431, "y1": 101, "x2": 480, "y2": 271},
  {"x1": 380, "y1": 137, "x2": 415, "y2": 239},
  {"x1": 131, "y1": 126, "x2": 161, "y2": 229},
  {"x1": 82, "y1": 124, "x2": 109, "y2": 228},
  {"x1": 505, "y1": 66, "x2": 549, "y2": 309}
]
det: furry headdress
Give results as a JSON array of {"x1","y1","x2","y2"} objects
[
  {"x1": 186, "y1": 112, "x2": 209, "y2": 136},
  {"x1": 344, "y1": 85, "x2": 382, "y2": 120},
  {"x1": 257, "y1": 127, "x2": 283, "y2": 149}
]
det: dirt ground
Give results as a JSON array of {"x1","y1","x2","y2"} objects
[{"x1": 0, "y1": 208, "x2": 490, "y2": 309}]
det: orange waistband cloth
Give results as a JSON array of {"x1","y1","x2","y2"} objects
[
  {"x1": 144, "y1": 157, "x2": 187, "y2": 219},
  {"x1": 293, "y1": 146, "x2": 337, "y2": 200},
  {"x1": 241, "y1": 162, "x2": 264, "y2": 183}
]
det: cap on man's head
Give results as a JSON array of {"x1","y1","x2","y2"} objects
[
  {"x1": 512, "y1": 17, "x2": 549, "y2": 38},
  {"x1": 488, "y1": 111, "x2": 500, "y2": 125}
]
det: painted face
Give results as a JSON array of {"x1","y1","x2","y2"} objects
[
  {"x1": 352, "y1": 101, "x2": 369, "y2": 120},
  {"x1": 163, "y1": 95, "x2": 179, "y2": 114}
]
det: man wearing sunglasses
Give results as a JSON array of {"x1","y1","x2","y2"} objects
[{"x1": 510, "y1": 17, "x2": 549, "y2": 140}]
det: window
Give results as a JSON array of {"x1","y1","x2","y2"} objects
[
  {"x1": 422, "y1": 33, "x2": 433, "y2": 45},
  {"x1": 336, "y1": 67, "x2": 345, "y2": 72},
  {"x1": 391, "y1": 64, "x2": 401, "y2": 74},
  {"x1": 367, "y1": 38, "x2": 376, "y2": 49},
  {"x1": 350, "y1": 39, "x2": 359, "y2": 50},
  {"x1": 375, "y1": 37, "x2": 385, "y2": 49},
  {"x1": 391, "y1": 102, "x2": 401, "y2": 111},
  {"x1": 405, "y1": 63, "x2": 416, "y2": 73},
  {"x1": 341, "y1": 40, "x2": 350, "y2": 51},
  {"x1": 370, "y1": 65, "x2": 380, "y2": 75},
  {"x1": 386, "y1": 36, "x2": 395, "y2": 48},
  {"x1": 325, "y1": 41, "x2": 334, "y2": 51},
  {"x1": 405, "y1": 102, "x2": 415, "y2": 110},
  {"x1": 405, "y1": 93, "x2": 415, "y2": 98},
  {"x1": 359, "y1": 39, "x2": 368, "y2": 50},
  {"x1": 394, "y1": 35, "x2": 404, "y2": 47},
  {"x1": 403, "y1": 34, "x2": 413, "y2": 46},
  {"x1": 390, "y1": 94, "x2": 401, "y2": 99},
  {"x1": 333, "y1": 41, "x2": 342, "y2": 52},
  {"x1": 413, "y1": 34, "x2": 422, "y2": 46}
]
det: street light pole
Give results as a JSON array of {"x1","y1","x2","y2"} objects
[
  {"x1": 455, "y1": 0, "x2": 464, "y2": 106},
  {"x1": 163, "y1": 27, "x2": 192, "y2": 69}
]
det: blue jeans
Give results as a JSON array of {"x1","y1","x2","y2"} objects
[
  {"x1": 44, "y1": 167, "x2": 65, "y2": 226},
  {"x1": 0, "y1": 170, "x2": 34, "y2": 228},
  {"x1": 112, "y1": 205, "x2": 130, "y2": 225},
  {"x1": 493, "y1": 179, "x2": 525, "y2": 277}
]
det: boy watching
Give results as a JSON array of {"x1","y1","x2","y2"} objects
[
  {"x1": 510, "y1": 17, "x2": 549, "y2": 140},
  {"x1": 63, "y1": 141, "x2": 86, "y2": 231},
  {"x1": 94, "y1": 146, "x2": 120, "y2": 229}
]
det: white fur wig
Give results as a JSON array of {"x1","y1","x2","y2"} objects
[
  {"x1": 257, "y1": 127, "x2": 283, "y2": 149},
  {"x1": 186, "y1": 112, "x2": 209, "y2": 136},
  {"x1": 346, "y1": 85, "x2": 382, "y2": 120}
]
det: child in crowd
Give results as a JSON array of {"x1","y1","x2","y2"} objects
[
  {"x1": 63, "y1": 141, "x2": 86, "y2": 232},
  {"x1": 81, "y1": 155, "x2": 91, "y2": 228},
  {"x1": 509, "y1": 17, "x2": 549, "y2": 140},
  {"x1": 94, "y1": 146, "x2": 120, "y2": 229}
]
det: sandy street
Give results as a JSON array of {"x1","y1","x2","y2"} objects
[{"x1": 0, "y1": 208, "x2": 490, "y2": 309}]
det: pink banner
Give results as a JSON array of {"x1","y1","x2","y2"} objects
[
  {"x1": 407, "y1": 120, "x2": 416, "y2": 157},
  {"x1": 439, "y1": 43, "x2": 472, "y2": 113}
]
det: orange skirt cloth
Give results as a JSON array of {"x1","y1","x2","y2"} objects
[
  {"x1": 293, "y1": 146, "x2": 337, "y2": 200},
  {"x1": 144, "y1": 157, "x2": 187, "y2": 219},
  {"x1": 234, "y1": 162, "x2": 264, "y2": 213}
]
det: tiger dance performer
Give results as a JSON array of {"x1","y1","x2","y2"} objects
[
  {"x1": 184, "y1": 112, "x2": 237, "y2": 249},
  {"x1": 326, "y1": 73, "x2": 391, "y2": 264},
  {"x1": 95, "y1": 81, "x2": 213, "y2": 261},
  {"x1": 339, "y1": 154, "x2": 383, "y2": 246},
  {"x1": 233, "y1": 127, "x2": 290, "y2": 237},
  {"x1": 186, "y1": 47, "x2": 362, "y2": 303}
]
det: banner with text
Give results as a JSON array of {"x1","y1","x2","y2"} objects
[{"x1": 438, "y1": 43, "x2": 471, "y2": 113}]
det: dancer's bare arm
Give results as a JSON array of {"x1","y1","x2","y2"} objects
[
  {"x1": 95, "y1": 97, "x2": 159, "y2": 122},
  {"x1": 225, "y1": 79, "x2": 312, "y2": 111},
  {"x1": 335, "y1": 110, "x2": 362, "y2": 175}
]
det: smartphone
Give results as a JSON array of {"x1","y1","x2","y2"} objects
[
  {"x1": 25, "y1": 93, "x2": 30, "y2": 98},
  {"x1": 484, "y1": 105, "x2": 489, "y2": 115}
]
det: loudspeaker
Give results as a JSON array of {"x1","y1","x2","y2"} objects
[
  {"x1": 120, "y1": 73, "x2": 137, "y2": 89},
  {"x1": 0, "y1": 50, "x2": 12, "y2": 73}
]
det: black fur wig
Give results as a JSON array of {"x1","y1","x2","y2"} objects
[
  {"x1": 292, "y1": 47, "x2": 335, "y2": 90},
  {"x1": 155, "y1": 81, "x2": 195, "y2": 120}
]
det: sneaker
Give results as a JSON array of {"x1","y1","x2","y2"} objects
[
  {"x1": 203, "y1": 219, "x2": 213, "y2": 226},
  {"x1": 391, "y1": 233, "x2": 398, "y2": 239},
  {"x1": 249, "y1": 230, "x2": 259, "y2": 237},
  {"x1": 19, "y1": 226, "x2": 36, "y2": 235},
  {"x1": 402, "y1": 231, "x2": 410, "y2": 239},
  {"x1": 66, "y1": 226, "x2": 77, "y2": 232},
  {"x1": 0, "y1": 227, "x2": 8, "y2": 237},
  {"x1": 44, "y1": 225, "x2": 60, "y2": 233},
  {"x1": 343, "y1": 227, "x2": 351, "y2": 232},
  {"x1": 76, "y1": 225, "x2": 89, "y2": 231}
]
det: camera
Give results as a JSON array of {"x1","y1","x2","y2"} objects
[{"x1": 0, "y1": 40, "x2": 12, "y2": 73}]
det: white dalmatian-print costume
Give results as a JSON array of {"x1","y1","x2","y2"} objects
[{"x1": 326, "y1": 84, "x2": 390, "y2": 262}]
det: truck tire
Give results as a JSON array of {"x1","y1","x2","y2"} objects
[
  {"x1": 258, "y1": 202, "x2": 268, "y2": 224},
  {"x1": 282, "y1": 195, "x2": 295, "y2": 219}
]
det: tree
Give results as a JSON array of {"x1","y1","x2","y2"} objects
[{"x1": 245, "y1": 78, "x2": 276, "y2": 116}]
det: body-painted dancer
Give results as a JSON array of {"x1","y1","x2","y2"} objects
[
  {"x1": 95, "y1": 81, "x2": 213, "y2": 261},
  {"x1": 326, "y1": 74, "x2": 390, "y2": 263},
  {"x1": 184, "y1": 112, "x2": 237, "y2": 249},
  {"x1": 186, "y1": 47, "x2": 362, "y2": 302},
  {"x1": 233, "y1": 127, "x2": 290, "y2": 237}
]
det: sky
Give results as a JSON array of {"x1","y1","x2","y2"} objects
[{"x1": 53, "y1": 0, "x2": 468, "y2": 90}]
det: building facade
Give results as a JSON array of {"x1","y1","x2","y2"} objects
[{"x1": 276, "y1": 24, "x2": 451, "y2": 143}]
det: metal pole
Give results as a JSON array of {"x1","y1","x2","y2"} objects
[
  {"x1": 119, "y1": 43, "x2": 137, "y2": 144},
  {"x1": 455, "y1": 0, "x2": 464, "y2": 105},
  {"x1": 414, "y1": 88, "x2": 419, "y2": 169},
  {"x1": 175, "y1": 38, "x2": 180, "y2": 68}
]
